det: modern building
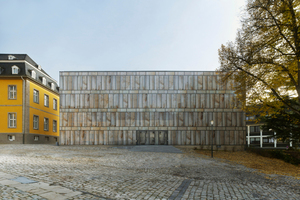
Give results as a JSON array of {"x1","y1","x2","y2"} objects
[
  {"x1": 0, "y1": 54, "x2": 59, "y2": 144},
  {"x1": 246, "y1": 115, "x2": 289, "y2": 148},
  {"x1": 59, "y1": 71, "x2": 246, "y2": 149}
]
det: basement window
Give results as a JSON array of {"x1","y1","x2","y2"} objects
[
  {"x1": 34, "y1": 136, "x2": 39, "y2": 141},
  {"x1": 8, "y1": 135, "x2": 15, "y2": 141},
  {"x1": 45, "y1": 136, "x2": 49, "y2": 141}
]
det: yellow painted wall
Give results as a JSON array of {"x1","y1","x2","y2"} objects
[
  {"x1": 0, "y1": 106, "x2": 23, "y2": 133},
  {"x1": 0, "y1": 79, "x2": 23, "y2": 105},
  {"x1": 29, "y1": 81, "x2": 59, "y2": 136},
  {"x1": 0, "y1": 78, "x2": 23, "y2": 133}
]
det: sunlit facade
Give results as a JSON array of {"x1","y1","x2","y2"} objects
[{"x1": 0, "y1": 54, "x2": 59, "y2": 144}]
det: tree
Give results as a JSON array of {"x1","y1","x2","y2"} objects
[
  {"x1": 261, "y1": 99, "x2": 300, "y2": 147},
  {"x1": 218, "y1": 0, "x2": 300, "y2": 117}
]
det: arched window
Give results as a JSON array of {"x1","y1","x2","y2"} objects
[
  {"x1": 31, "y1": 70, "x2": 36, "y2": 79},
  {"x1": 12, "y1": 66, "x2": 19, "y2": 74}
]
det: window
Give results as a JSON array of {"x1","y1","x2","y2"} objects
[
  {"x1": 246, "y1": 116, "x2": 255, "y2": 121},
  {"x1": 0, "y1": 67, "x2": 4, "y2": 74},
  {"x1": 33, "y1": 89, "x2": 39, "y2": 103},
  {"x1": 51, "y1": 83, "x2": 55, "y2": 90},
  {"x1": 12, "y1": 65, "x2": 19, "y2": 74},
  {"x1": 53, "y1": 98, "x2": 57, "y2": 110},
  {"x1": 8, "y1": 85, "x2": 17, "y2": 99},
  {"x1": 8, "y1": 135, "x2": 15, "y2": 141},
  {"x1": 44, "y1": 94, "x2": 49, "y2": 107},
  {"x1": 8, "y1": 55, "x2": 15, "y2": 60},
  {"x1": 8, "y1": 113, "x2": 16, "y2": 128},
  {"x1": 250, "y1": 137, "x2": 260, "y2": 144},
  {"x1": 45, "y1": 136, "x2": 49, "y2": 141},
  {"x1": 33, "y1": 115, "x2": 39, "y2": 130},
  {"x1": 42, "y1": 77, "x2": 46, "y2": 85},
  {"x1": 34, "y1": 136, "x2": 39, "y2": 141},
  {"x1": 250, "y1": 126, "x2": 260, "y2": 133},
  {"x1": 53, "y1": 120, "x2": 57, "y2": 132},
  {"x1": 31, "y1": 70, "x2": 36, "y2": 79},
  {"x1": 44, "y1": 118, "x2": 49, "y2": 131}
]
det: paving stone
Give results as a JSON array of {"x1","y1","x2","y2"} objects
[{"x1": 0, "y1": 144, "x2": 299, "y2": 200}]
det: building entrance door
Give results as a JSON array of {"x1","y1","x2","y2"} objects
[
  {"x1": 138, "y1": 131, "x2": 146, "y2": 145},
  {"x1": 137, "y1": 130, "x2": 168, "y2": 145},
  {"x1": 149, "y1": 131, "x2": 155, "y2": 145}
]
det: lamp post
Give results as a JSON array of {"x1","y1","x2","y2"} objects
[{"x1": 211, "y1": 120, "x2": 214, "y2": 158}]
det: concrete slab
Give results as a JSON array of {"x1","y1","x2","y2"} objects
[
  {"x1": 13, "y1": 184, "x2": 37, "y2": 191},
  {"x1": 0, "y1": 179, "x2": 20, "y2": 186},
  {"x1": 28, "y1": 188, "x2": 50, "y2": 195},
  {"x1": 51, "y1": 187, "x2": 73, "y2": 194},
  {"x1": 29, "y1": 182, "x2": 50, "y2": 188},
  {"x1": 63, "y1": 191, "x2": 82, "y2": 198},
  {"x1": 0, "y1": 173, "x2": 16, "y2": 179},
  {"x1": 38, "y1": 191, "x2": 66, "y2": 200}
]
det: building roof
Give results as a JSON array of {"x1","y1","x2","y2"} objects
[{"x1": 0, "y1": 54, "x2": 59, "y2": 93}]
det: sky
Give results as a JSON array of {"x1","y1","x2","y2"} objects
[{"x1": 0, "y1": 0, "x2": 246, "y2": 83}]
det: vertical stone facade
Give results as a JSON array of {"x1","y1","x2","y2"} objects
[{"x1": 59, "y1": 71, "x2": 246, "y2": 147}]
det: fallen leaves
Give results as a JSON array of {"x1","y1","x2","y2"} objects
[{"x1": 194, "y1": 150, "x2": 300, "y2": 178}]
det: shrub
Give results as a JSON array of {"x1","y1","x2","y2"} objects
[{"x1": 246, "y1": 147, "x2": 300, "y2": 166}]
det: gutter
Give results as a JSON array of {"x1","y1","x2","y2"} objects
[{"x1": 21, "y1": 76, "x2": 25, "y2": 144}]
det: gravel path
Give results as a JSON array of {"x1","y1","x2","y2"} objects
[{"x1": 0, "y1": 144, "x2": 299, "y2": 199}]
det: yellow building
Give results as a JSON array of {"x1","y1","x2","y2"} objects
[{"x1": 0, "y1": 54, "x2": 59, "y2": 144}]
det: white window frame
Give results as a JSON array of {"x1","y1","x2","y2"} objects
[
  {"x1": 8, "y1": 85, "x2": 17, "y2": 99},
  {"x1": 33, "y1": 89, "x2": 39, "y2": 103},
  {"x1": 44, "y1": 94, "x2": 49, "y2": 107},
  {"x1": 8, "y1": 55, "x2": 15, "y2": 60},
  {"x1": 33, "y1": 115, "x2": 39, "y2": 130},
  {"x1": 51, "y1": 83, "x2": 55, "y2": 90},
  {"x1": 44, "y1": 117, "x2": 49, "y2": 131},
  {"x1": 34, "y1": 136, "x2": 39, "y2": 141},
  {"x1": 8, "y1": 135, "x2": 15, "y2": 141},
  {"x1": 12, "y1": 65, "x2": 19, "y2": 74},
  {"x1": 42, "y1": 77, "x2": 46, "y2": 85},
  {"x1": 53, "y1": 120, "x2": 57, "y2": 132},
  {"x1": 8, "y1": 113, "x2": 17, "y2": 128},
  {"x1": 31, "y1": 70, "x2": 36, "y2": 79},
  {"x1": 53, "y1": 98, "x2": 57, "y2": 110}
]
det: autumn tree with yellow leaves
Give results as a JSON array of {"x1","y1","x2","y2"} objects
[{"x1": 218, "y1": 0, "x2": 300, "y2": 117}]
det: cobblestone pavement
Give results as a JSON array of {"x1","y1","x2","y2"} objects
[{"x1": 0, "y1": 145, "x2": 299, "y2": 200}]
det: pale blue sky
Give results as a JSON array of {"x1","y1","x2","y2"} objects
[{"x1": 0, "y1": 0, "x2": 246, "y2": 82}]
